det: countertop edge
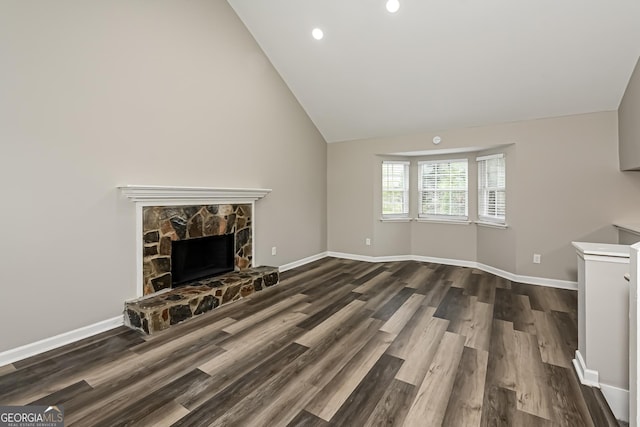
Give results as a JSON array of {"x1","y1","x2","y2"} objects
[{"x1": 572, "y1": 241, "x2": 631, "y2": 258}]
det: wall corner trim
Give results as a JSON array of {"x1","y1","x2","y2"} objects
[
  {"x1": 573, "y1": 349, "x2": 600, "y2": 387},
  {"x1": 0, "y1": 316, "x2": 124, "y2": 367},
  {"x1": 573, "y1": 350, "x2": 630, "y2": 422}
]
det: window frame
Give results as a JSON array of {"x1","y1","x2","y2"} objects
[
  {"x1": 477, "y1": 153, "x2": 506, "y2": 224},
  {"x1": 417, "y1": 158, "x2": 469, "y2": 221},
  {"x1": 381, "y1": 160, "x2": 410, "y2": 218}
]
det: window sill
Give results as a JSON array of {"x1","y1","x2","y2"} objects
[
  {"x1": 379, "y1": 218, "x2": 509, "y2": 229},
  {"x1": 379, "y1": 217, "x2": 412, "y2": 222},
  {"x1": 414, "y1": 218, "x2": 472, "y2": 225},
  {"x1": 475, "y1": 221, "x2": 508, "y2": 229}
]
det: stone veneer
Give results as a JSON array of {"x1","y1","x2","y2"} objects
[
  {"x1": 142, "y1": 204, "x2": 252, "y2": 295},
  {"x1": 126, "y1": 266, "x2": 279, "y2": 334}
]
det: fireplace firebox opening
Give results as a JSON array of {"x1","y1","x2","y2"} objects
[{"x1": 171, "y1": 234, "x2": 234, "y2": 286}]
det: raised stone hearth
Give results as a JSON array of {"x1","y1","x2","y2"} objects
[{"x1": 125, "y1": 266, "x2": 279, "y2": 334}]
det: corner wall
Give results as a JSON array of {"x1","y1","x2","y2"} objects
[
  {"x1": 0, "y1": 0, "x2": 327, "y2": 353},
  {"x1": 327, "y1": 111, "x2": 640, "y2": 282}
]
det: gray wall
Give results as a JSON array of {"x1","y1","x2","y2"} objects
[
  {"x1": 0, "y1": 0, "x2": 327, "y2": 352},
  {"x1": 620, "y1": 230, "x2": 640, "y2": 245},
  {"x1": 328, "y1": 111, "x2": 640, "y2": 282},
  {"x1": 619, "y1": 57, "x2": 640, "y2": 171}
]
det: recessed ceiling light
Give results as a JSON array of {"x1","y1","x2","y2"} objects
[
  {"x1": 312, "y1": 28, "x2": 324, "y2": 40},
  {"x1": 386, "y1": 0, "x2": 400, "y2": 13}
]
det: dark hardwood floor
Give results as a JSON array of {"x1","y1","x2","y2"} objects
[{"x1": 0, "y1": 257, "x2": 621, "y2": 426}]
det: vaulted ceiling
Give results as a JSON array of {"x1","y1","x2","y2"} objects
[{"x1": 227, "y1": 0, "x2": 640, "y2": 143}]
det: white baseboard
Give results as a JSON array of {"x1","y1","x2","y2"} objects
[
  {"x1": 412, "y1": 255, "x2": 478, "y2": 269},
  {"x1": 478, "y1": 262, "x2": 578, "y2": 290},
  {"x1": 572, "y1": 350, "x2": 630, "y2": 422},
  {"x1": 573, "y1": 350, "x2": 600, "y2": 387},
  {"x1": 601, "y1": 382, "x2": 630, "y2": 422},
  {"x1": 0, "y1": 316, "x2": 124, "y2": 366},
  {"x1": 279, "y1": 251, "x2": 329, "y2": 272},
  {"x1": 0, "y1": 251, "x2": 577, "y2": 367},
  {"x1": 326, "y1": 251, "x2": 578, "y2": 290},
  {"x1": 327, "y1": 251, "x2": 410, "y2": 263}
]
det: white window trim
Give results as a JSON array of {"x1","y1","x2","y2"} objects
[
  {"x1": 476, "y1": 153, "x2": 504, "y2": 162},
  {"x1": 475, "y1": 220, "x2": 509, "y2": 229},
  {"x1": 415, "y1": 218, "x2": 472, "y2": 225},
  {"x1": 417, "y1": 158, "x2": 469, "y2": 221},
  {"x1": 381, "y1": 160, "x2": 410, "y2": 219},
  {"x1": 379, "y1": 217, "x2": 413, "y2": 222},
  {"x1": 476, "y1": 153, "x2": 506, "y2": 225}
]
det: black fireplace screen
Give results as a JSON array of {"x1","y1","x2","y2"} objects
[{"x1": 171, "y1": 234, "x2": 234, "y2": 286}]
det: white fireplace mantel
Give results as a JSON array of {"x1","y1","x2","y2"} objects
[
  {"x1": 118, "y1": 185, "x2": 272, "y2": 205},
  {"x1": 118, "y1": 185, "x2": 271, "y2": 297}
]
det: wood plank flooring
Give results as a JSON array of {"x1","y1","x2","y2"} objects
[{"x1": 0, "y1": 257, "x2": 621, "y2": 426}]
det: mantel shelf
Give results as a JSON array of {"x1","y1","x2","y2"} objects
[{"x1": 118, "y1": 185, "x2": 272, "y2": 204}]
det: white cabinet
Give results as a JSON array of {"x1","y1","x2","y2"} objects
[
  {"x1": 631, "y1": 242, "x2": 640, "y2": 427},
  {"x1": 573, "y1": 242, "x2": 630, "y2": 422}
]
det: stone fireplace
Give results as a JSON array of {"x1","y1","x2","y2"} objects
[
  {"x1": 119, "y1": 186, "x2": 279, "y2": 334},
  {"x1": 141, "y1": 203, "x2": 253, "y2": 295}
]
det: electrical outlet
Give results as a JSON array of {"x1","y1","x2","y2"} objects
[
  {"x1": 271, "y1": 246, "x2": 277, "y2": 256},
  {"x1": 533, "y1": 253, "x2": 541, "y2": 264},
  {"x1": 365, "y1": 238, "x2": 371, "y2": 246}
]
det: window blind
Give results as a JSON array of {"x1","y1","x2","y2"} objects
[
  {"x1": 477, "y1": 153, "x2": 506, "y2": 223},
  {"x1": 418, "y1": 159, "x2": 468, "y2": 220},
  {"x1": 382, "y1": 161, "x2": 410, "y2": 217}
]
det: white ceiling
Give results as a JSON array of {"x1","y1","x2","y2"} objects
[{"x1": 227, "y1": 0, "x2": 640, "y2": 143}]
